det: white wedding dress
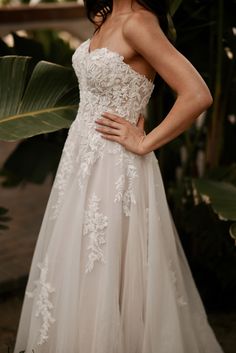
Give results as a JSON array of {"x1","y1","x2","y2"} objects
[{"x1": 13, "y1": 38, "x2": 224, "y2": 353}]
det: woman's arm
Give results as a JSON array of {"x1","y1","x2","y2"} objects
[
  {"x1": 95, "y1": 10, "x2": 213, "y2": 155},
  {"x1": 123, "y1": 11, "x2": 213, "y2": 154}
]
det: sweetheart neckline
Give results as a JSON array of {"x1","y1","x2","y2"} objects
[{"x1": 85, "y1": 39, "x2": 155, "y2": 87}]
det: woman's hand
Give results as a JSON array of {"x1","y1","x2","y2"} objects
[{"x1": 95, "y1": 112, "x2": 147, "y2": 156}]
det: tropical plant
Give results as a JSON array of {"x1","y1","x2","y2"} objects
[
  {"x1": 0, "y1": 30, "x2": 78, "y2": 184},
  {"x1": 0, "y1": 56, "x2": 78, "y2": 141},
  {"x1": 193, "y1": 178, "x2": 236, "y2": 239},
  {"x1": 151, "y1": 0, "x2": 236, "y2": 242},
  {"x1": 159, "y1": 0, "x2": 236, "y2": 173}
]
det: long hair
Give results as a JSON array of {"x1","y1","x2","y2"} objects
[{"x1": 83, "y1": 0, "x2": 171, "y2": 39}]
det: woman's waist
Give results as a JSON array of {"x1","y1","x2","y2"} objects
[{"x1": 77, "y1": 99, "x2": 142, "y2": 125}]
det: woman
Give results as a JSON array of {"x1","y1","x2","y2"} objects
[{"x1": 14, "y1": 0, "x2": 224, "y2": 352}]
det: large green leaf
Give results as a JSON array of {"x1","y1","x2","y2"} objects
[
  {"x1": 0, "y1": 56, "x2": 79, "y2": 141},
  {"x1": 193, "y1": 178, "x2": 236, "y2": 239},
  {"x1": 193, "y1": 179, "x2": 236, "y2": 220}
]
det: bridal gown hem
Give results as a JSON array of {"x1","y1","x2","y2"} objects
[{"x1": 13, "y1": 38, "x2": 224, "y2": 353}]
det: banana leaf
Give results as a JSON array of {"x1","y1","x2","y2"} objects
[
  {"x1": 0, "y1": 56, "x2": 79, "y2": 141},
  {"x1": 193, "y1": 178, "x2": 236, "y2": 240}
]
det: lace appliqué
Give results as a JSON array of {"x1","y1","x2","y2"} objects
[
  {"x1": 50, "y1": 39, "x2": 154, "y2": 219},
  {"x1": 83, "y1": 193, "x2": 108, "y2": 273},
  {"x1": 76, "y1": 124, "x2": 106, "y2": 190},
  {"x1": 26, "y1": 255, "x2": 56, "y2": 345},
  {"x1": 73, "y1": 40, "x2": 154, "y2": 123},
  {"x1": 50, "y1": 123, "x2": 77, "y2": 220},
  {"x1": 113, "y1": 150, "x2": 138, "y2": 216},
  {"x1": 168, "y1": 260, "x2": 187, "y2": 307}
]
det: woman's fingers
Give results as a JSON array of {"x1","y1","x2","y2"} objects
[
  {"x1": 95, "y1": 113, "x2": 143, "y2": 140},
  {"x1": 95, "y1": 111, "x2": 127, "y2": 134},
  {"x1": 101, "y1": 111, "x2": 126, "y2": 124},
  {"x1": 95, "y1": 125, "x2": 121, "y2": 136},
  {"x1": 100, "y1": 133, "x2": 121, "y2": 142},
  {"x1": 95, "y1": 117, "x2": 120, "y2": 130},
  {"x1": 93, "y1": 111, "x2": 147, "y2": 155}
]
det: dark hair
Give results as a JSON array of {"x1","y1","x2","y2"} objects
[{"x1": 83, "y1": 0, "x2": 172, "y2": 40}]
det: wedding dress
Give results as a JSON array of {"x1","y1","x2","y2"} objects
[{"x1": 13, "y1": 38, "x2": 224, "y2": 353}]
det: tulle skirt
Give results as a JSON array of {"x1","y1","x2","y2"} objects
[{"x1": 13, "y1": 117, "x2": 224, "y2": 353}]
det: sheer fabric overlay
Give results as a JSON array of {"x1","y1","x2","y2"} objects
[{"x1": 13, "y1": 39, "x2": 224, "y2": 353}]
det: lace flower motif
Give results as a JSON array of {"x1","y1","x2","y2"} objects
[
  {"x1": 50, "y1": 124, "x2": 77, "y2": 220},
  {"x1": 26, "y1": 255, "x2": 56, "y2": 345},
  {"x1": 50, "y1": 39, "x2": 154, "y2": 218},
  {"x1": 76, "y1": 127, "x2": 106, "y2": 190},
  {"x1": 168, "y1": 260, "x2": 187, "y2": 307},
  {"x1": 83, "y1": 193, "x2": 108, "y2": 273},
  {"x1": 114, "y1": 152, "x2": 138, "y2": 216}
]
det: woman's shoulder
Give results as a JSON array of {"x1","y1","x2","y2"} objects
[
  {"x1": 123, "y1": 8, "x2": 160, "y2": 38},
  {"x1": 123, "y1": 8, "x2": 160, "y2": 30}
]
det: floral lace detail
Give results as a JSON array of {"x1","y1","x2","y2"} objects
[
  {"x1": 76, "y1": 122, "x2": 106, "y2": 190},
  {"x1": 26, "y1": 255, "x2": 56, "y2": 345},
  {"x1": 114, "y1": 165, "x2": 138, "y2": 216},
  {"x1": 114, "y1": 174, "x2": 125, "y2": 202},
  {"x1": 50, "y1": 122, "x2": 77, "y2": 220},
  {"x1": 113, "y1": 150, "x2": 139, "y2": 216},
  {"x1": 50, "y1": 39, "x2": 154, "y2": 218},
  {"x1": 168, "y1": 260, "x2": 187, "y2": 307},
  {"x1": 72, "y1": 39, "x2": 155, "y2": 125},
  {"x1": 83, "y1": 193, "x2": 108, "y2": 273}
]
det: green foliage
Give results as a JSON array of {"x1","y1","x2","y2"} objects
[
  {"x1": 193, "y1": 179, "x2": 236, "y2": 221},
  {"x1": 1, "y1": 133, "x2": 65, "y2": 186},
  {"x1": 174, "y1": 200, "x2": 236, "y2": 308},
  {"x1": 1, "y1": 31, "x2": 75, "y2": 67},
  {"x1": 0, "y1": 31, "x2": 78, "y2": 185},
  {"x1": 29, "y1": 29, "x2": 75, "y2": 66},
  {"x1": 193, "y1": 178, "x2": 236, "y2": 238},
  {"x1": 173, "y1": 0, "x2": 236, "y2": 169},
  {"x1": 0, "y1": 56, "x2": 78, "y2": 141},
  {"x1": 168, "y1": 175, "x2": 236, "y2": 308},
  {"x1": 150, "y1": 0, "x2": 236, "y2": 247},
  {"x1": 158, "y1": 0, "x2": 236, "y2": 304}
]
